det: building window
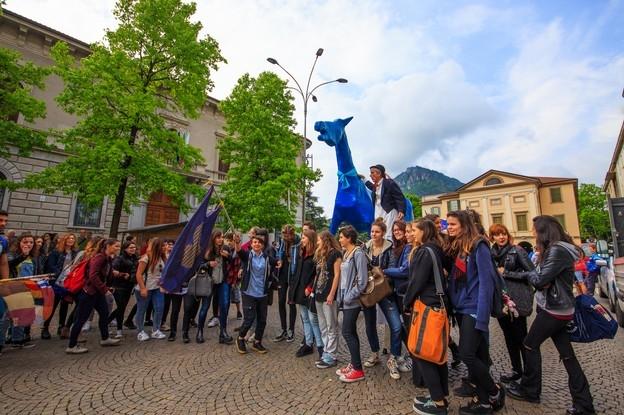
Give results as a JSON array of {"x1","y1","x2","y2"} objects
[
  {"x1": 485, "y1": 177, "x2": 502, "y2": 186},
  {"x1": 468, "y1": 200, "x2": 480, "y2": 208},
  {"x1": 73, "y1": 198, "x2": 103, "y2": 228},
  {"x1": 0, "y1": 172, "x2": 5, "y2": 209},
  {"x1": 218, "y1": 156, "x2": 229, "y2": 173},
  {"x1": 554, "y1": 214, "x2": 566, "y2": 230},
  {"x1": 447, "y1": 200, "x2": 460, "y2": 212},
  {"x1": 492, "y1": 214, "x2": 504, "y2": 225},
  {"x1": 490, "y1": 198, "x2": 502, "y2": 206},
  {"x1": 515, "y1": 212, "x2": 528, "y2": 232},
  {"x1": 430, "y1": 206, "x2": 440, "y2": 215},
  {"x1": 550, "y1": 187, "x2": 562, "y2": 203},
  {"x1": 513, "y1": 195, "x2": 526, "y2": 203}
]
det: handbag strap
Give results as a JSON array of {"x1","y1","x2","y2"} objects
[{"x1": 424, "y1": 247, "x2": 445, "y2": 307}]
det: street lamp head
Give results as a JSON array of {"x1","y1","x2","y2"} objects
[
  {"x1": 337, "y1": 78, "x2": 348, "y2": 83},
  {"x1": 267, "y1": 57, "x2": 278, "y2": 65},
  {"x1": 312, "y1": 95, "x2": 318, "y2": 102},
  {"x1": 316, "y1": 48, "x2": 324, "y2": 57}
]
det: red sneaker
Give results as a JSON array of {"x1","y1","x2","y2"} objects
[
  {"x1": 335, "y1": 363, "x2": 353, "y2": 377},
  {"x1": 340, "y1": 368, "x2": 365, "y2": 383}
]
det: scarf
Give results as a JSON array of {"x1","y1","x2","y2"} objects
[{"x1": 491, "y1": 243, "x2": 513, "y2": 267}]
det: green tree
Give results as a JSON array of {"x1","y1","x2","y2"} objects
[
  {"x1": 0, "y1": 47, "x2": 50, "y2": 158},
  {"x1": 218, "y1": 71, "x2": 319, "y2": 231},
  {"x1": 578, "y1": 183, "x2": 610, "y2": 240},
  {"x1": 305, "y1": 189, "x2": 329, "y2": 231},
  {"x1": 18, "y1": 0, "x2": 225, "y2": 236},
  {"x1": 405, "y1": 193, "x2": 422, "y2": 219}
]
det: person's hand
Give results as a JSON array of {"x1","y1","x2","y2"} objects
[
  {"x1": 122, "y1": 272, "x2": 130, "y2": 279},
  {"x1": 140, "y1": 287, "x2": 148, "y2": 298},
  {"x1": 112, "y1": 270, "x2": 120, "y2": 277},
  {"x1": 209, "y1": 260, "x2": 218, "y2": 268},
  {"x1": 497, "y1": 267, "x2": 505, "y2": 275},
  {"x1": 397, "y1": 212, "x2": 404, "y2": 220},
  {"x1": 326, "y1": 293, "x2": 334, "y2": 305},
  {"x1": 220, "y1": 249, "x2": 229, "y2": 258}
]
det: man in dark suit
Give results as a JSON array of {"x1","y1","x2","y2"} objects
[{"x1": 365, "y1": 164, "x2": 406, "y2": 239}]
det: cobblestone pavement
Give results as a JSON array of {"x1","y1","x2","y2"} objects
[{"x1": 1, "y1": 299, "x2": 623, "y2": 415}]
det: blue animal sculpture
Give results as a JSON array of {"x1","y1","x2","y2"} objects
[
  {"x1": 315, "y1": 116, "x2": 414, "y2": 235},
  {"x1": 315, "y1": 117, "x2": 374, "y2": 234}
]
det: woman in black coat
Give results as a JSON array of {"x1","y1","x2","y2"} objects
[
  {"x1": 288, "y1": 229, "x2": 321, "y2": 358},
  {"x1": 506, "y1": 216, "x2": 594, "y2": 415},
  {"x1": 489, "y1": 223, "x2": 535, "y2": 383},
  {"x1": 108, "y1": 241, "x2": 138, "y2": 338}
]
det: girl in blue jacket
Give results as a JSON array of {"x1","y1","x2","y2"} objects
[{"x1": 446, "y1": 210, "x2": 504, "y2": 415}]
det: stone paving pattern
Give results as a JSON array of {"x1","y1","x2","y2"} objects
[{"x1": 1, "y1": 299, "x2": 623, "y2": 415}]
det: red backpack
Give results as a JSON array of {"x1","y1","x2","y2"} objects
[{"x1": 63, "y1": 258, "x2": 90, "y2": 294}]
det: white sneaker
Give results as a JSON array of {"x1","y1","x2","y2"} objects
[
  {"x1": 137, "y1": 331, "x2": 150, "y2": 342},
  {"x1": 207, "y1": 317, "x2": 219, "y2": 328},
  {"x1": 114, "y1": 330, "x2": 123, "y2": 339},
  {"x1": 65, "y1": 345, "x2": 88, "y2": 354},
  {"x1": 100, "y1": 338, "x2": 121, "y2": 347},
  {"x1": 363, "y1": 352, "x2": 380, "y2": 368},
  {"x1": 397, "y1": 355, "x2": 412, "y2": 373},
  {"x1": 81, "y1": 321, "x2": 91, "y2": 332},
  {"x1": 151, "y1": 330, "x2": 166, "y2": 340},
  {"x1": 387, "y1": 356, "x2": 401, "y2": 380}
]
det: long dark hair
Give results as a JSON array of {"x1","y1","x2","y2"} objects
[
  {"x1": 207, "y1": 229, "x2": 224, "y2": 258},
  {"x1": 391, "y1": 220, "x2": 407, "y2": 258},
  {"x1": 410, "y1": 219, "x2": 443, "y2": 262},
  {"x1": 446, "y1": 210, "x2": 480, "y2": 257},
  {"x1": 315, "y1": 230, "x2": 341, "y2": 263},
  {"x1": 533, "y1": 215, "x2": 577, "y2": 263},
  {"x1": 98, "y1": 238, "x2": 119, "y2": 254},
  {"x1": 11, "y1": 232, "x2": 36, "y2": 257},
  {"x1": 300, "y1": 229, "x2": 318, "y2": 258},
  {"x1": 146, "y1": 237, "x2": 167, "y2": 273}
]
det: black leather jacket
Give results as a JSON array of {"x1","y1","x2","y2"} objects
[{"x1": 528, "y1": 242, "x2": 577, "y2": 312}]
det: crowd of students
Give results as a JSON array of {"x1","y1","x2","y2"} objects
[{"x1": 0, "y1": 207, "x2": 597, "y2": 415}]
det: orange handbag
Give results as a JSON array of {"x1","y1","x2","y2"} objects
[{"x1": 407, "y1": 247, "x2": 449, "y2": 365}]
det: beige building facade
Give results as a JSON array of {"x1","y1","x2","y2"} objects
[
  {"x1": 0, "y1": 10, "x2": 229, "y2": 237},
  {"x1": 421, "y1": 170, "x2": 581, "y2": 244}
]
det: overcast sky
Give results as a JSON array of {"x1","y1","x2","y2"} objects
[{"x1": 6, "y1": 0, "x2": 624, "y2": 215}]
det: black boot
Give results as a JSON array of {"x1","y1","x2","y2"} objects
[
  {"x1": 219, "y1": 330, "x2": 233, "y2": 345},
  {"x1": 450, "y1": 341, "x2": 461, "y2": 368},
  {"x1": 196, "y1": 328, "x2": 205, "y2": 343},
  {"x1": 182, "y1": 331, "x2": 190, "y2": 343},
  {"x1": 41, "y1": 327, "x2": 51, "y2": 340},
  {"x1": 168, "y1": 331, "x2": 176, "y2": 342}
]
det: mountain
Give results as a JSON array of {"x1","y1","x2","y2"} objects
[{"x1": 394, "y1": 166, "x2": 464, "y2": 196}]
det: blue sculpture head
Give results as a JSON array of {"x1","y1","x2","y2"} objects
[{"x1": 315, "y1": 116, "x2": 353, "y2": 147}]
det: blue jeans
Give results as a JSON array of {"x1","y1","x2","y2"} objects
[
  {"x1": 135, "y1": 289, "x2": 164, "y2": 332},
  {"x1": 363, "y1": 295, "x2": 403, "y2": 357},
  {"x1": 300, "y1": 304, "x2": 323, "y2": 348},
  {"x1": 215, "y1": 282, "x2": 231, "y2": 332},
  {"x1": 182, "y1": 294, "x2": 211, "y2": 331}
]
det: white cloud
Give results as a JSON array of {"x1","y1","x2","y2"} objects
[{"x1": 5, "y1": 0, "x2": 624, "y2": 219}]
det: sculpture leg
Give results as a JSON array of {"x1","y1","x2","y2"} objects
[{"x1": 329, "y1": 213, "x2": 342, "y2": 235}]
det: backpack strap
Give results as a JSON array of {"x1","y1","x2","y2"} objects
[{"x1": 425, "y1": 247, "x2": 445, "y2": 309}]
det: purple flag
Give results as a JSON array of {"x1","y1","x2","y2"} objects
[{"x1": 160, "y1": 186, "x2": 221, "y2": 292}]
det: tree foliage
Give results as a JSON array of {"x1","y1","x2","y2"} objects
[
  {"x1": 405, "y1": 193, "x2": 422, "y2": 219},
  {"x1": 305, "y1": 189, "x2": 328, "y2": 231},
  {"x1": 578, "y1": 183, "x2": 610, "y2": 241},
  {"x1": 0, "y1": 47, "x2": 50, "y2": 158},
  {"x1": 218, "y1": 71, "x2": 319, "y2": 231},
  {"x1": 17, "y1": 0, "x2": 225, "y2": 236}
]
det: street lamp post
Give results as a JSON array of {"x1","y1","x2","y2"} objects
[{"x1": 267, "y1": 49, "x2": 348, "y2": 228}]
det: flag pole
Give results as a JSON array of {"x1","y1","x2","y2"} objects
[{"x1": 203, "y1": 180, "x2": 236, "y2": 233}]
